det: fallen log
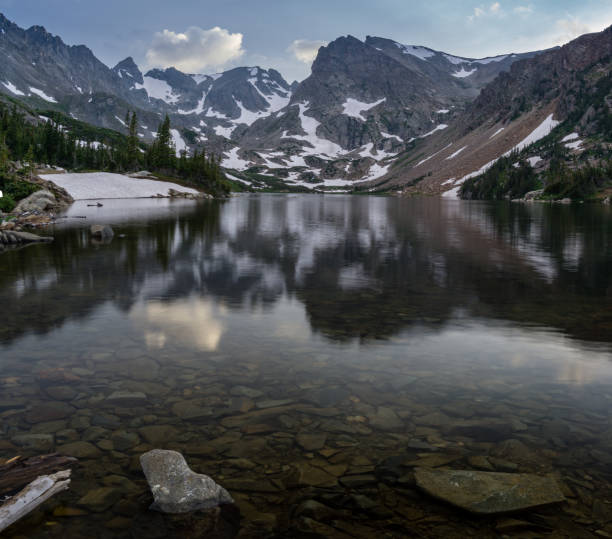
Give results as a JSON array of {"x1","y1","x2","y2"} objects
[
  {"x1": 0, "y1": 454, "x2": 77, "y2": 497},
  {"x1": 0, "y1": 469, "x2": 71, "y2": 533}
]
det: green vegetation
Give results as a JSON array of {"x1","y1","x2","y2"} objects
[
  {"x1": 0, "y1": 174, "x2": 40, "y2": 212},
  {"x1": 460, "y1": 153, "x2": 541, "y2": 200},
  {"x1": 543, "y1": 161, "x2": 612, "y2": 200},
  {"x1": 0, "y1": 101, "x2": 230, "y2": 210}
]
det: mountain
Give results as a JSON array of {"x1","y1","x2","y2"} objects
[
  {"x1": 376, "y1": 26, "x2": 612, "y2": 199},
  {"x1": 228, "y1": 36, "x2": 541, "y2": 188},
  {"x1": 0, "y1": 12, "x2": 545, "y2": 190}
]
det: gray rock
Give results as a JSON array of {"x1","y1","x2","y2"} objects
[
  {"x1": 105, "y1": 391, "x2": 148, "y2": 407},
  {"x1": 90, "y1": 224, "x2": 114, "y2": 240},
  {"x1": 369, "y1": 406, "x2": 403, "y2": 431},
  {"x1": 111, "y1": 430, "x2": 141, "y2": 451},
  {"x1": 77, "y1": 487, "x2": 122, "y2": 512},
  {"x1": 14, "y1": 189, "x2": 56, "y2": 213},
  {"x1": 45, "y1": 385, "x2": 78, "y2": 401},
  {"x1": 140, "y1": 449, "x2": 233, "y2": 513},
  {"x1": 229, "y1": 386, "x2": 264, "y2": 398},
  {"x1": 12, "y1": 433, "x2": 54, "y2": 451},
  {"x1": 296, "y1": 433, "x2": 327, "y2": 451},
  {"x1": 414, "y1": 468, "x2": 565, "y2": 514},
  {"x1": 0, "y1": 230, "x2": 53, "y2": 245},
  {"x1": 139, "y1": 425, "x2": 178, "y2": 445},
  {"x1": 25, "y1": 402, "x2": 75, "y2": 423},
  {"x1": 57, "y1": 441, "x2": 103, "y2": 459},
  {"x1": 171, "y1": 399, "x2": 213, "y2": 420}
]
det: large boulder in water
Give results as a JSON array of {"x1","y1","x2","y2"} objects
[
  {"x1": 140, "y1": 449, "x2": 233, "y2": 513},
  {"x1": 415, "y1": 468, "x2": 565, "y2": 514},
  {"x1": 90, "y1": 225, "x2": 114, "y2": 240}
]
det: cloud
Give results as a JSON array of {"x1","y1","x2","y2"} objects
[
  {"x1": 553, "y1": 17, "x2": 595, "y2": 45},
  {"x1": 514, "y1": 5, "x2": 533, "y2": 15},
  {"x1": 146, "y1": 26, "x2": 244, "y2": 72},
  {"x1": 468, "y1": 3, "x2": 503, "y2": 21},
  {"x1": 288, "y1": 39, "x2": 328, "y2": 64}
]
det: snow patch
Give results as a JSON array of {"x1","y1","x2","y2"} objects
[
  {"x1": 222, "y1": 147, "x2": 250, "y2": 170},
  {"x1": 442, "y1": 185, "x2": 462, "y2": 199},
  {"x1": 446, "y1": 146, "x2": 467, "y2": 160},
  {"x1": 490, "y1": 127, "x2": 505, "y2": 139},
  {"x1": 565, "y1": 140, "x2": 583, "y2": 150},
  {"x1": 170, "y1": 129, "x2": 187, "y2": 157},
  {"x1": 214, "y1": 124, "x2": 235, "y2": 138},
  {"x1": 191, "y1": 74, "x2": 210, "y2": 84},
  {"x1": 443, "y1": 54, "x2": 471, "y2": 65},
  {"x1": 135, "y1": 76, "x2": 179, "y2": 104},
  {"x1": 415, "y1": 143, "x2": 453, "y2": 167},
  {"x1": 561, "y1": 132, "x2": 579, "y2": 142},
  {"x1": 507, "y1": 114, "x2": 560, "y2": 154},
  {"x1": 29, "y1": 87, "x2": 57, "y2": 103},
  {"x1": 178, "y1": 90, "x2": 208, "y2": 115},
  {"x1": 288, "y1": 103, "x2": 344, "y2": 157},
  {"x1": 527, "y1": 156, "x2": 542, "y2": 166},
  {"x1": 473, "y1": 55, "x2": 509, "y2": 65},
  {"x1": 342, "y1": 98, "x2": 386, "y2": 121},
  {"x1": 226, "y1": 173, "x2": 252, "y2": 186},
  {"x1": 205, "y1": 108, "x2": 229, "y2": 120},
  {"x1": 2, "y1": 81, "x2": 24, "y2": 95},
  {"x1": 381, "y1": 131, "x2": 403, "y2": 142},
  {"x1": 396, "y1": 43, "x2": 435, "y2": 60},
  {"x1": 421, "y1": 124, "x2": 448, "y2": 137},
  {"x1": 452, "y1": 67, "x2": 477, "y2": 78},
  {"x1": 39, "y1": 172, "x2": 198, "y2": 200}
]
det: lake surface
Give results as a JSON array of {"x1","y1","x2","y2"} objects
[{"x1": 1, "y1": 194, "x2": 612, "y2": 538}]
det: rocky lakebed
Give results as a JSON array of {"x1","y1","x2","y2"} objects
[{"x1": 1, "y1": 194, "x2": 611, "y2": 537}]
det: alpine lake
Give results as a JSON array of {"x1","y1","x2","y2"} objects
[{"x1": 1, "y1": 194, "x2": 612, "y2": 538}]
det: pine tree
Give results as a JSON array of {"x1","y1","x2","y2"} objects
[
  {"x1": 0, "y1": 136, "x2": 10, "y2": 174},
  {"x1": 126, "y1": 111, "x2": 139, "y2": 170},
  {"x1": 24, "y1": 144, "x2": 35, "y2": 179},
  {"x1": 154, "y1": 115, "x2": 174, "y2": 170}
]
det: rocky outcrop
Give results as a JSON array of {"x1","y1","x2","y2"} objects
[
  {"x1": 140, "y1": 449, "x2": 233, "y2": 513},
  {"x1": 415, "y1": 468, "x2": 566, "y2": 514},
  {"x1": 13, "y1": 190, "x2": 57, "y2": 213},
  {"x1": 0, "y1": 230, "x2": 53, "y2": 251}
]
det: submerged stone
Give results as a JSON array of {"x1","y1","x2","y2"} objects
[
  {"x1": 140, "y1": 449, "x2": 233, "y2": 513},
  {"x1": 77, "y1": 487, "x2": 122, "y2": 512},
  {"x1": 414, "y1": 468, "x2": 565, "y2": 514}
]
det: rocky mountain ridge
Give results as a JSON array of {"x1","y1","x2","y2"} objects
[
  {"x1": 376, "y1": 25, "x2": 612, "y2": 198},
  {"x1": 0, "y1": 12, "x2": 547, "y2": 191}
]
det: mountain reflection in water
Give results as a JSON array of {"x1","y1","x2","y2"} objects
[{"x1": 1, "y1": 195, "x2": 610, "y2": 348}]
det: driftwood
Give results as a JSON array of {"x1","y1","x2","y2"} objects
[
  {"x1": 0, "y1": 454, "x2": 77, "y2": 497},
  {"x1": 0, "y1": 469, "x2": 71, "y2": 533}
]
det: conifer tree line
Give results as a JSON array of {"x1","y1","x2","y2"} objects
[{"x1": 0, "y1": 101, "x2": 229, "y2": 194}]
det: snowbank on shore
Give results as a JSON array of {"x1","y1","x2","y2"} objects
[{"x1": 39, "y1": 172, "x2": 199, "y2": 200}]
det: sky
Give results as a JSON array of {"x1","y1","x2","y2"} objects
[{"x1": 1, "y1": 0, "x2": 611, "y2": 82}]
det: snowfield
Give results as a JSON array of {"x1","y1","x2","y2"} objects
[
  {"x1": 29, "y1": 86, "x2": 57, "y2": 103},
  {"x1": 39, "y1": 172, "x2": 199, "y2": 200},
  {"x1": 342, "y1": 98, "x2": 386, "y2": 121},
  {"x1": 2, "y1": 81, "x2": 24, "y2": 96},
  {"x1": 134, "y1": 76, "x2": 179, "y2": 104},
  {"x1": 452, "y1": 67, "x2": 477, "y2": 78}
]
